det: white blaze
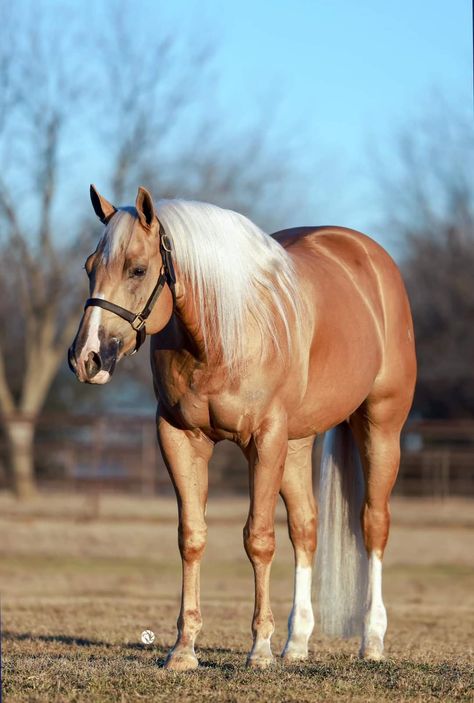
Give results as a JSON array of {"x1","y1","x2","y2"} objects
[
  {"x1": 77, "y1": 294, "x2": 109, "y2": 384},
  {"x1": 78, "y1": 296, "x2": 103, "y2": 364}
]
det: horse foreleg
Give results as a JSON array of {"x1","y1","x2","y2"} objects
[
  {"x1": 158, "y1": 416, "x2": 212, "y2": 671},
  {"x1": 280, "y1": 436, "x2": 317, "y2": 662},
  {"x1": 243, "y1": 414, "x2": 288, "y2": 669}
]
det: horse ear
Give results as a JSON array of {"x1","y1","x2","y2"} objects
[
  {"x1": 135, "y1": 186, "x2": 155, "y2": 228},
  {"x1": 90, "y1": 185, "x2": 116, "y2": 223}
]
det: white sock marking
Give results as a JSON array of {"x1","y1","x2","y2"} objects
[
  {"x1": 283, "y1": 565, "x2": 314, "y2": 657},
  {"x1": 363, "y1": 553, "x2": 387, "y2": 652}
]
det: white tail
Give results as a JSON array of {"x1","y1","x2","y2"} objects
[{"x1": 316, "y1": 422, "x2": 368, "y2": 637}]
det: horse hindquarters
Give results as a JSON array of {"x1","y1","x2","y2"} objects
[{"x1": 316, "y1": 423, "x2": 368, "y2": 639}]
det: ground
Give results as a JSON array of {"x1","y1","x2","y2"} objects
[{"x1": 1, "y1": 493, "x2": 473, "y2": 702}]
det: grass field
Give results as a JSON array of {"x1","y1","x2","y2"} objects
[{"x1": 1, "y1": 493, "x2": 473, "y2": 702}]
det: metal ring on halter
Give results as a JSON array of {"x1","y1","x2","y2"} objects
[{"x1": 161, "y1": 234, "x2": 173, "y2": 253}]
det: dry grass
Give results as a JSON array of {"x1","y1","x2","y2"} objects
[{"x1": 1, "y1": 493, "x2": 473, "y2": 702}]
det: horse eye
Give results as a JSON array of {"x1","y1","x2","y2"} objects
[{"x1": 130, "y1": 266, "x2": 147, "y2": 278}]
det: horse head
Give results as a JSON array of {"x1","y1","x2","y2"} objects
[{"x1": 68, "y1": 185, "x2": 174, "y2": 383}]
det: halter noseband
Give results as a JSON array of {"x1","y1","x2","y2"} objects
[{"x1": 84, "y1": 220, "x2": 176, "y2": 354}]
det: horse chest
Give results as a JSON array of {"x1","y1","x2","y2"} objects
[
  {"x1": 173, "y1": 390, "x2": 254, "y2": 439},
  {"x1": 157, "y1": 368, "x2": 262, "y2": 441},
  {"x1": 175, "y1": 390, "x2": 212, "y2": 429},
  {"x1": 154, "y1": 350, "x2": 283, "y2": 439}
]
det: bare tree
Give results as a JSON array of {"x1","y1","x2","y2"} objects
[
  {"x1": 0, "y1": 3, "x2": 312, "y2": 496},
  {"x1": 0, "y1": 6, "x2": 94, "y2": 496},
  {"x1": 374, "y1": 105, "x2": 474, "y2": 417}
]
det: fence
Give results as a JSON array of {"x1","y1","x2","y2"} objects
[{"x1": 0, "y1": 414, "x2": 473, "y2": 497}]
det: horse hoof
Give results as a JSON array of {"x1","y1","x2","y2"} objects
[
  {"x1": 360, "y1": 639, "x2": 384, "y2": 662},
  {"x1": 246, "y1": 655, "x2": 274, "y2": 670},
  {"x1": 362, "y1": 649, "x2": 385, "y2": 662},
  {"x1": 164, "y1": 652, "x2": 199, "y2": 671},
  {"x1": 282, "y1": 650, "x2": 308, "y2": 664}
]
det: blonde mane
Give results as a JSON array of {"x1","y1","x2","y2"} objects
[{"x1": 156, "y1": 200, "x2": 301, "y2": 371}]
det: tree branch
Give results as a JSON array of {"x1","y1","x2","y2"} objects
[{"x1": 0, "y1": 345, "x2": 16, "y2": 415}]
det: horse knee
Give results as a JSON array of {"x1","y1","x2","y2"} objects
[
  {"x1": 179, "y1": 521, "x2": 207, "y2": 562},
  {"x1": 243, "y1": 524, "x2": 275, "y2": 565}
]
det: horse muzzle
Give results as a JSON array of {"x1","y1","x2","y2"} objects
[{"x1": 68, "y1": 337, "x2": 121, "y2": 384}]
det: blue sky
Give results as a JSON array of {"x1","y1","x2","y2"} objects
[{"x1": 152, "y1": 0, "x2": 472, "y2": 242}]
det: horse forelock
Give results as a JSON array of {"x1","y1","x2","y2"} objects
[{"x1": 99, "y1": 208, "x2": 143, "y2": 264}]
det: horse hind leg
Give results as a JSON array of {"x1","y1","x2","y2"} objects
[
  {"x1": 350, "y1": 398, "x2": 407, "y2": 661},
  {"x1": 280, "y1": 436, "x2": 317, "y2": 662}
]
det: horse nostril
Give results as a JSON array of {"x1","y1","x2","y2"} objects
[
  {"x1": 67, "y1": 346, "x2": 77, "y2": 373},
  {"x1": 85, "y1": 351, "x2": 101, "y2": 379}
]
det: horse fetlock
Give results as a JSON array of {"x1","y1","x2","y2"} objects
[
  {"x1": 178, "y1": 608, "x2": 202, "y2": 638},
  {"x1": 252, "y1": 612, "x2": 275, "y2": 641},
  {"x1": 363, "y1": 606, "x2": 387, "y2": 641},
  {"x1": 288, "y1": 605, "x2": 314, "y2": 638}
]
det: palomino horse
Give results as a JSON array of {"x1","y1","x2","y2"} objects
[{"x1": 69, "y1": 186, "x2": 416, "y2": 670}]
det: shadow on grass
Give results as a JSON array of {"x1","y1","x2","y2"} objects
[
  {"x1": 198, "y1": 645, "x2": 244, "y2": 656},
  {"x1": 3, "y1": 630, "x2": 161, "y2": 652},
  {"x1": 5, "y1": 631, "x2": 255, "y2": 674},
  {"x1": 5, "y1": 632, "x2": 245, "y2": 657}
]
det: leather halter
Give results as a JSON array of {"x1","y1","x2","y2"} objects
[{"x1": 84, "y1": 219, "x2": 176, "y2": 354}]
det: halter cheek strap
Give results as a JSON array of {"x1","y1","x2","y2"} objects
[{"x1": 84, "y1": 222, "x2": 176, "y2": 354}]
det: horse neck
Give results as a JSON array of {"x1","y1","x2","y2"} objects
[
  {"x1": 173, "y1": 285, "x2": 220, "y2": 369},
  {"x1": 169, "y1": 263, "x2": 296, "y2": 379}
]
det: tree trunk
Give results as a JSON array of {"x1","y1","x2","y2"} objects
[{"x1": 4, "y1": 417, "x2": 36, "y2": 499}]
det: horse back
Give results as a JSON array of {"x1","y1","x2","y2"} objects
[{"x1": 272, "y1": 225, "x2": 410, "y2": 341}]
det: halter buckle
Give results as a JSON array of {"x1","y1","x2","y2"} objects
[{"x1": 131, "y1": 314, "x2": 146, "y2": 332}]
